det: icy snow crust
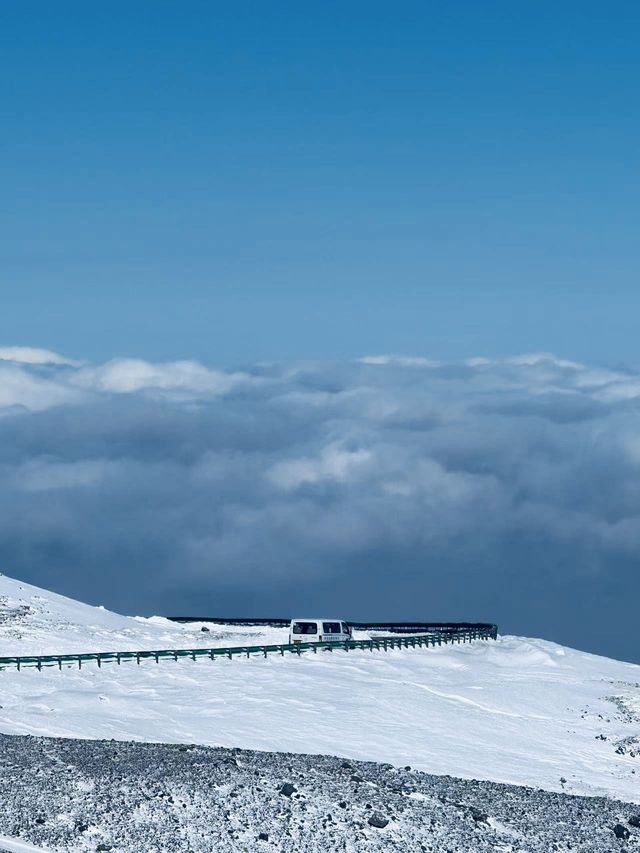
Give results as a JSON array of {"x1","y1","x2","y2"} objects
[{"x1": 0, "y1": 574, "x2": 638, "y2": 804}]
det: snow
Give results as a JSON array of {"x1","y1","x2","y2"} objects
[
  {"x1": 0, "y1": 836, "x2": 52, "y2": 853},
  {"x1": 0, "y1": 573, "x2": 291, "y2": 654},
  {"x1": 0, "y1": 573, "x2": 638, "y2": 804}
]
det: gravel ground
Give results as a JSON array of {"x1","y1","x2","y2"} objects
[{"x1": 0, "y1": 734, "x2": 638, "y2": 852}]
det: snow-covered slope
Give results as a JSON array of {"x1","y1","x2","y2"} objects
[
  {"x1": 0, "y1": 574, "x2": 289, "y2": 654},
  {"x1": 0, "y1": 574, "x2": 637, "y2": 804}
]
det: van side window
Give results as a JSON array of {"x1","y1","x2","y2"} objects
[
  {"x1": 292, "y1": 622, "x2": 317, "y2": 635},
  {"x1": 322, "y1": 622, "x2": 341, "y2": 634},
  {"x1": 342, "y1": 622, "x2": 351, "y2": 634}
]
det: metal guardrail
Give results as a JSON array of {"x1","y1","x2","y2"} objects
[
  {"x1": 0, "y1": 625, "x2": 497, "y2": 672},
  {"x1": 168, "y1": 618, "x2": 498, "y2": 636}
]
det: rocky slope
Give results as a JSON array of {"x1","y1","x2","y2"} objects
[{"x1": 0, "y1": 735, "x2": 638, "y2": 853}]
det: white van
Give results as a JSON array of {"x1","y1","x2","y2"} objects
[{"x1": 289, "y1": 618, "x2": 352, "y2": 644}]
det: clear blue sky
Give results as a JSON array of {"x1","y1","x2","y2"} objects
[{"x1": 1, "y1": 1, "x2": 639, "y2": 365}]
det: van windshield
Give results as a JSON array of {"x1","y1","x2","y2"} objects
[
  {"x1": 292, "y1": 622, "x2": 317, "y2": 635},
  {"x1": 322, "y1": 622, "x2": 341, "y2": 634}
]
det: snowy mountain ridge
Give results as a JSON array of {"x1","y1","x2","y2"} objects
[
  {"x1": 0, "y1": 573, "x2": 286, "y2": 655},
  {"x1": 0, "y1": 573, "x2": 638, "y2": 805}
]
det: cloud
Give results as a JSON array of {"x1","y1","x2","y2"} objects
[
  {"x1": 0, "y1": 349, "x2": 638, "y2": 661},
  {"x1": 14, "y1": 459, "x2": 112, "y2": 492},
  {"x1": 359, "y1": 354, "x2": 440, "y2": 367},
  {"x1": 268, "y1": 444, "x2": 372, "y2": 489},
  {"x1": 71, "y1": 358, "x2": 252, "y2": 397},
  {"x1": 0, "y1": 364, "x2": 83, "y2": 412},
  {"x1": 0, "y1": 346, "x2": 81, "y2": 366}
]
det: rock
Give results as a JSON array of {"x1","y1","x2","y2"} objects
[
  {"x1": 614, "y1": 824, "x2": 630, "y2": 840},
  {"x1": 201, "y1": 626, "x2": 210, "y2": 632},
  {"x1": 470, "y1": 807, "x2": 489, "y2": 825},
  {"x1": 96, "y1": 846, "x2": 113, "y2": 852},
  {"x1": 258, "y1": 832, "x2": 269, "y2": 841},
  {"x1": 338, "y1": 801, "x2": 347, "y2": 809},
  {"x1": 279, "y1": 782, "x2": 296, "y2": 797},
  {"x1": 628, "y1": 815, "x2": 640, "y2": 828},
  {"x1": 368, "y1": 812, "x2": 389, "y2": 829}
]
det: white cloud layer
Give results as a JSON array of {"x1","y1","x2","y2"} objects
[
  {"x1": 0, "y1": 346, "x2": 81, "y2": 366},
  {"x1": 0, "y1": 349, "x2": 638, "y2": 661}
]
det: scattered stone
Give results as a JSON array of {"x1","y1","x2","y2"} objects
[
  {"x1": 614, "y1": 823, "x2": 630, "y2": 840},
  {"x1": 470, "y1": 807, "x2": 489, "y2": 825},
  {"x1": 201, "y1": 626, "x2": 210, "y2": 633},
  {"x1": 0, "y1": 735, "x2": 635, "y2": 852}
]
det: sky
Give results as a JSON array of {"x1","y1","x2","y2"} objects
[
  {"x1": 2, "y1": 2, "x2": 640, "y2": 365},
  {"x1": 1, "y1": 5, "x2": 639, "y2": 660}
]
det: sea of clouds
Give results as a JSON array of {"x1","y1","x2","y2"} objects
[{"x1": 1, "y1": 347, "x2": 638, "y2": 661}]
